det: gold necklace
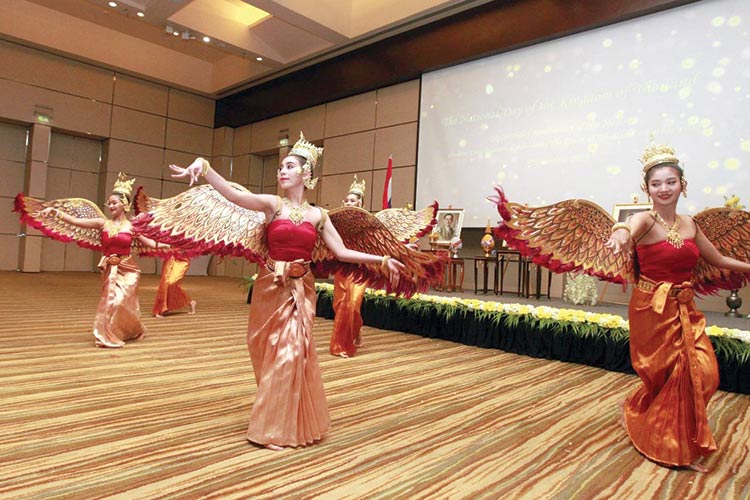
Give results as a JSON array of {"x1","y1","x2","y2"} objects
[
  {"x1": 652, "y1": 211, "x2": 683, "y2": 248},
  {"x1": 283, "y1": 198, "x2": 309, "y2": 226},
  {"x1": 107, "y1": 218, "x2": 127, "y2": 236}
]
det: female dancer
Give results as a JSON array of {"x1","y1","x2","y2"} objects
[
  {"x1": 606, "y1": 144, "x2": 750, "y2": 471},
  {"x1": 14, "y1": 173, "x2": 168, "y2": 348},
  {"x1": 493, "y1": 140, "x2": 750, "y2": 472},
  {"x1": 330, "y1": 175, "x2": 368, "y2": 357},
  {"x1": 153, "y1": 255, "x2": 196, "y2": 317},
  {"x1": 165, "y1": 133, "x2": 417, "y2": 450}
]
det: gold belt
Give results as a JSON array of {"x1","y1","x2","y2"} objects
[
  {"x1": 106, "y1": 254, "x2": 128, "y2": 265},
  {"x1": 636, "y1": 279, "x2": 688, "y2": 297},
  {"x1": 266, "y1": 259, "x2": 310, "y2": 278}
]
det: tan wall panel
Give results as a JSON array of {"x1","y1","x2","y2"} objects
[
  {"x1": 161, "y1": 180, "x2": 189, "y2": 199},
  {"x1": 0, "y1": 122, "x2": 29, "y2": 162},
  {"x1": 48, "y1": 134, "x2": 74, "y2": 170},
  {"x1": 134, "y1": 176, "x2": 162, "y2": 206},
  {"x1": 323, "y1": 131, "x2": 375, "y2": 176},
  {"x1": 233, "y1": 124, "x2": 252, "y2": 156},
  {"x1": 324, "y1": 92, "x2": 376, "y2": 137},
  {"x1": 113, "y1": 74, "x2": 168, "y2": 116},
  {"x1": 262, "y1": 155, "x2": 279, "y2": 190},
  {"x1": 250, "y1": 116, "x2": 284, "y2": 153},
  {"x1": 376, "y1": 80, "x2": 420, "y2": 128},
  {"x1": 29, "y1": 125, "x2": 50, "y2": 163},
  {"x1": 287, "y1": 106, "x2": 326, "y2": 142},
  {"x1": 224, "y1": 257, "x2": 245, "y2": 278},
  {"x1": 45, "y1": 167, "x2": 71, "y2": 200},
  {"x1": 318, "y1": 171, "x2": 373, "y2": 211},
  {"x1": 72, "y1": 137, "x2": 103, "y2": 173},
  {"x1": 70, "y1": 170, "x2": 100, "y2": 201},
  {"x1": 211, "y1": 156, "x2": 232, "y2": 179},
  {"x1": 64, "y1": 245, "x2": 95, "y2": 272},
  {"x1": 0, "y1": 159, "x2": 25, "y2": 197},
  {"x1": 0, "y1": 39, "x2": 114, "y2": 103},
  {"x1": 140, "y1": 256, "x2": 157, "y2": 275},
  {"x1": 105, "y1": 140, "x2": 164, "y2": 179},
  {"x1": 40, "y1": 238, "x2": 66, "y2": 272},
  {"x1": 111, "y1": 106, "x2": 165, "y2": 148},
  {"x1": 212, "y1": 127, "x2": 234, "y2": 157},
  {"x1": 374, "y1": 122, "x2": 418, "y2": 168},
  {"x1": 1, "y1": 196, "x2": 20, "y2": 234},
  {"x1": 249, "y1": 155, "x2": 264, "y2": 186},
  {"x1": 371, "y1": 165, "x2": 415, "y2": 209},
  {"x1": 0, "y1": 78, "x2": 111, "y2": 137},
  {"x1": 243, "y1": 260, "x2": 259, "y2": 279},
  {"x1": 232, "y1": 154, "x2": 250, "y2": 185},
  {"x1": 165, "y1": 119, "x2": 212, "y2": 156},
  {"x1": 0, "y1": 233, "x2": 19, "y2": 270},
  {"x1": 168, "y1": 89, "x2": 214, "y2": 127}
]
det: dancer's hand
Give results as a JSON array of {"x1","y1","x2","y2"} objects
[
  {"x1": 170, "y1": 158, "x2": 204, "y2": 186},
  {"x1": 386, "y1": 258, "x2": 406, "y2": 289},
  {"x1": 604, "y1": 229, "x2": 632, "y2": 255},
  {"x1": 39, "y1": 207, "x2": 58, "y2": 219}
]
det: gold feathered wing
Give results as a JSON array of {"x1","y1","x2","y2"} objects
[
  {"x1": 131, "y1": 183, "x2": 268, "y2": 264},
  {"x1": 491, "y1": 187, "x2": 633, "y2": 284},
  {"x1": 14, "y1": 193, "x2": 106, "y2": 251},
  {"x1": 692, "y1": 207, "x2": 750, "y2": 295},
  {"x1": 374, "y1": 202, "x2": 439, "y2": 243},
  {"x1": 312, "y1": 206, "x2": 446, "y2": 297}
]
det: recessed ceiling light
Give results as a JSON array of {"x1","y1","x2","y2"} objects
[
  {"x1": 256, "y1": 56, "x2": 263, "y2": 61},
  {"x1": 202, "y1": 36, "x2": 210, "y2": 43},
  {"x1": 173, "y1": 31, "x2": 180, "y2": 36},
  {"x1": 108, "y1": 1, "x2": 117, "y2": 7},
  {"x1": 137, "y1": 12, "x2": 145, "y2": 17}
]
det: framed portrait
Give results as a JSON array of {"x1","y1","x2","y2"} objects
[
  {"x1": 432, "y1": 209, "x2": 464, "y2": 245},
  {"x1": 612, "y1": 203, "x2": 652, "y2": 223}
]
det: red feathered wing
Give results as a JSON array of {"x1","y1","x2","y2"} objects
[
  {"x1": 692, "y1": 207, "x2": 750, "y2": 295},
  {"x1": 131, "y1": 183, "x2": 268, "y2": 265},
  {"x1": 312, "y1": 206, "x2": 446, "y2": 297},
  {"x1": 489, "y1": 187, "x2": 633, "y2": 284},
  {"x1": 374, "y1": 202, "x2": 439, "y2": 243}
]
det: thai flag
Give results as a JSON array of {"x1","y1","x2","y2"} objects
[{"x1": 382, "y1": 156, "x2": 393, "y2": 209}]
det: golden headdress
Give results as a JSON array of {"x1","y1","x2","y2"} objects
[
  {"x1": 289, "y1": 132, "x2": 324, "y2": 190},
  {"x1": 112, "y1": 172, "x2": 136, "y2": 212},
  {"x1": 639, "y1": 136, "x2": 687, "y2": 197},
  {"x1": 348, "y1": 174, "x2": 366, "y2": 199}
]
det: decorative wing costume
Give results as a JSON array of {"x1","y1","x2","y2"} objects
[
  {"x1": 373, "y1": 202, "x2": 438, "y2": 242},
  {"x1": 132, "y1": 184, "x2": 444, "y2": 297},
  {"x1": 490, "y1": 187, "x2": 750, "y2": 295}
]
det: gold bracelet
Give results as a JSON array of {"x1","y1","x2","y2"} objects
[
  {"x1": 200, "y1": 158, "x2": 211, "y2": 177},
  {"x1": 54, "y1": 209, "x2": 63, "y2": 219},
  {"x1": 381, "y1": 255, "x2": 391, "y2": 269},
  {"x1": 611, "y1": 222, "x2": 631, "y2": 234}
]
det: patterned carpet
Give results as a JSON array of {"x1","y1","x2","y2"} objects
[{"x1": 1, "y1": 271, "x2": 749, "y2": 499}]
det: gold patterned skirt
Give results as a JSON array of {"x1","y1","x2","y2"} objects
[
  {"x1": 246, "y1": 262, "x2": 330, "y2": 447},
  {"x1": 93, "y1": 255, "x2": 146, "y2": 348},
  {"x1": 152, "y1": 257, "x2": 192, "y2": 316},
  {"x1": 624, "y1": 278, "x2": 719, "y2": 466},
  {"x1": 330, "y1": 273, "x2": 366, "y2": 357}
]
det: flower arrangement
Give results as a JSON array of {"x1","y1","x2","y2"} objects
[
  {"x1": 723, "y1": 194, "x2": 746, "y2": 210},
  {"x1": 563, "y1": 273, "x2": 598, "y2": 306},
  {"x1": 449, "y1": 236, "x2": 463, "y2": 257}
]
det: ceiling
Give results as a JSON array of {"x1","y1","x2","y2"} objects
[{"x1": 0, "y1": 0, "x2": 493, "y2": 97}]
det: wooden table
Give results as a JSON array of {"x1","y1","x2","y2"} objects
[
  {"x1": 496, "y1": 249, "x2": 524, "y2": 296},
  {"x1": 474, "y1": 255, "x2": 498, "y2": 294}
]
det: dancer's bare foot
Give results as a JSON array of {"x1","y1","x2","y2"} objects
[
  {"x1": 188, "y1": 300, "x2": 197, "y2": 315},
  {"x1": 355, "y1": 336, "x2": 363, "y2": 347},
  {"x1": 154, "y1": 314, "x2": 164, "y2": 319},
  {"x1": 334, "y1": 352, "x2": 349, "y2": 358},
  {"x1": 264, "y1": 443, "x2": 284, "y2": 451},
  {"x1": 687, "y1": 462, "x2": 708, "y2": 473}
]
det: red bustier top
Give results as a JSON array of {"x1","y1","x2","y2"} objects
[
  {"x1": 101, "y1": 231, "x2": 133, "y2": 256},
  {"x1": 635, "y1": 239, "x2": 698, "y2": 283},
  {"x1": 266, "y1": 219, "x2": 318, "y2": 261}
]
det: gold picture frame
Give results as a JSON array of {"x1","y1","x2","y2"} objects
[{"x1": 612, "y1": 203, "x2": 652, "y2": 223}]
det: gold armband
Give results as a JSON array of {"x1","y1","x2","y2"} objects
[
  {"x1": 381, "y1": 255, "x2": 391, "y2": 269},
  {"x1": 54, "y1": 209, "x2": 64, "y2": 219},
  {"x1": 611, "y1": 222, "x2": 631, "y2": 234},
  {"x1": 200, "y1": 158, "x2": 211, "y2": 177}
]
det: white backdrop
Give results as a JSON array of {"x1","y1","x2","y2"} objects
[{"x1": 417, "y1": 0, "x2": 750, "y2": 227}]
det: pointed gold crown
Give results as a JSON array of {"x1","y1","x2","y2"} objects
[
  {"x1": 640, "y1": 135, "x2": 680, "y2": 174},
  {"x1": 289, "y1": 132, "x2": 323, "y2": 189},
  {"x1": 348, "y1": 174, "x2": 366, "y2": 198},
  {"x1": 112, "y1": 172, "x2": 135, "y2": 211}
]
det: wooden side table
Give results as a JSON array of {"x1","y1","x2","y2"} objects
[
  {"x1": 496, "y1": 249, "x2": 523, "y2": 296},
  {"x1": 522, "y1": 258, "x2": 552, "y2": 299},
  {"x1": 474, "y1": 255, "x2": 498, "y2": 294},
  {"x1": 446, "y1": 257, "x2": 465, "y2": 292}
]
